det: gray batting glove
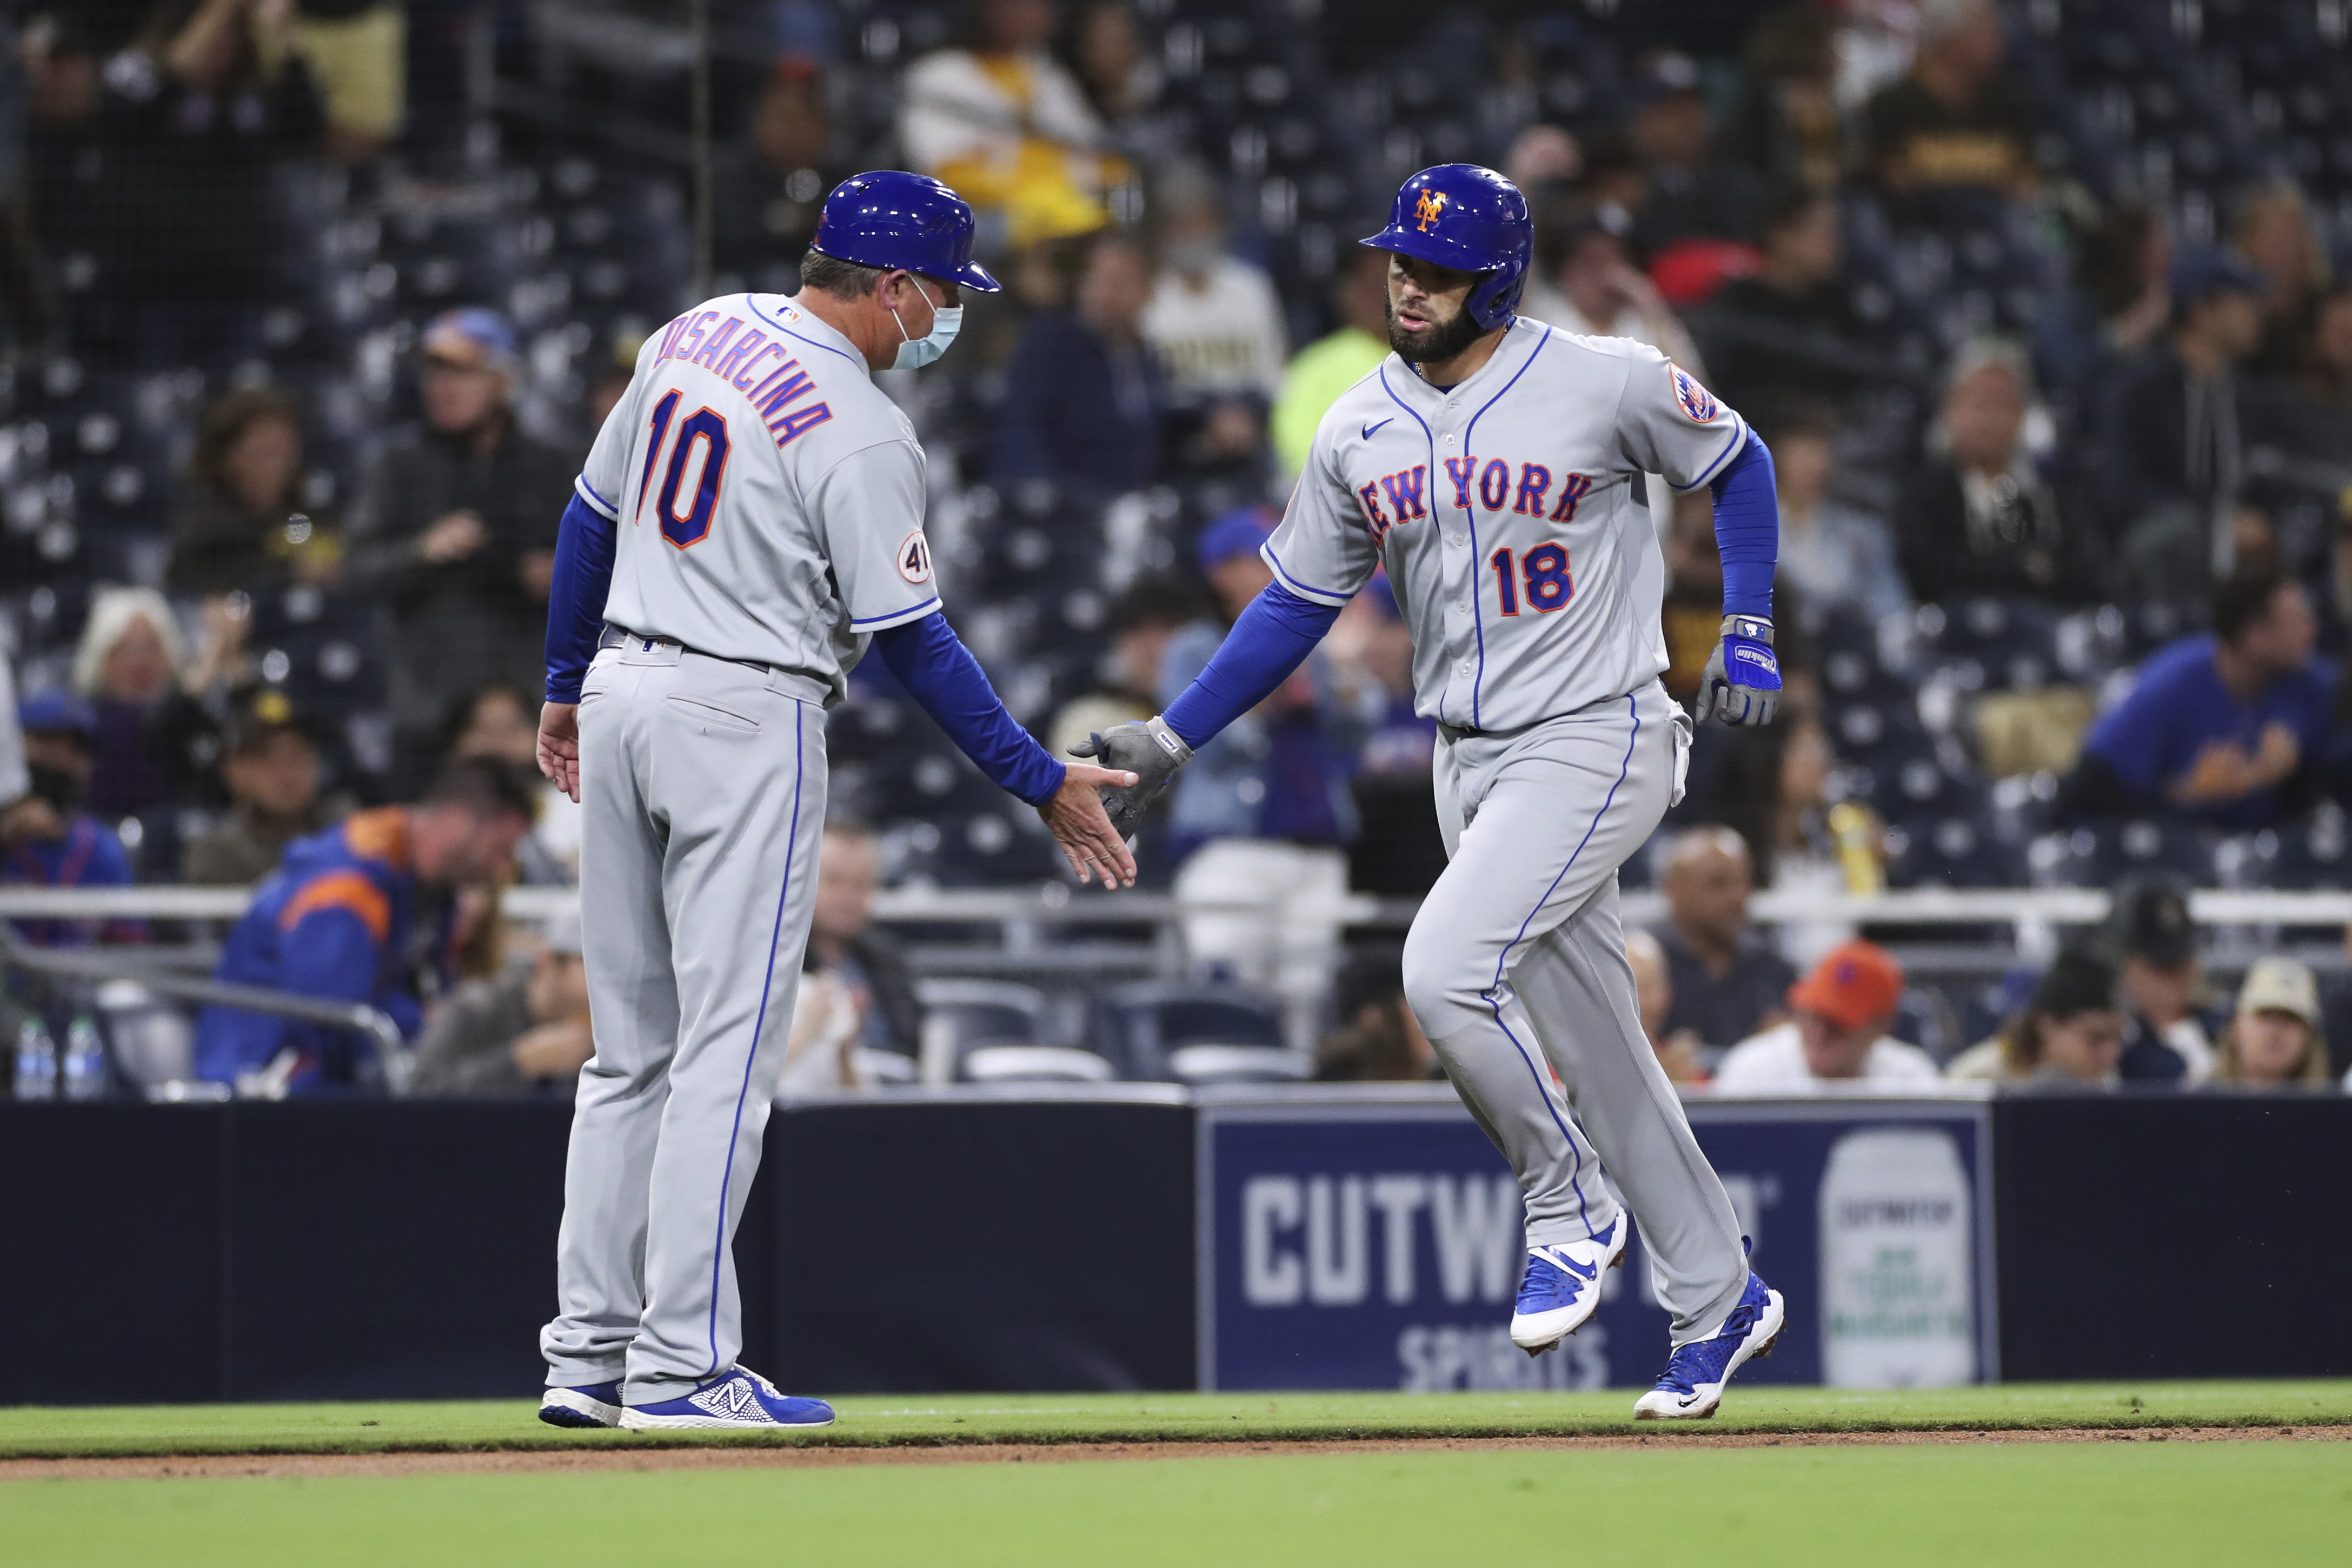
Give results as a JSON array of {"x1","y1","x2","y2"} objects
[
  {"x1": 1070, "y1": 715, "x2": 1192, "y2": 838},
  {"x1": 1698, "y1": 614, "x2": 1782, "y2": 727}
]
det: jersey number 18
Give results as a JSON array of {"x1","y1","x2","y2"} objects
[
  {"x1": 1490, "y1": 542, "x2": 1572, "y2": 616},
  {"x1": 636, "y1": 389, "x2": 732, "y2": 549}
]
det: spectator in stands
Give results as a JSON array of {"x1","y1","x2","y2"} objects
[
  {"x1": 71, "y1": 586, "x2": 221, "y2": 825},
  {"x1": 1271, "y1": 245, "x2": 1391, "y2": 479},
  {"x1": 1725, "y1": 4, "x2": 1844, "y2": 195},
  {"x1": 1896, "y1": 341, "x2": 2097, "y2": 604},
  {"x1": 443, "y1": 682, "x2": 576, "y2": 885},
  {"x1": 1715, "y1": 940, "x2": 1937, "y2": 1093},
  {"x1": 1651, "y1": 826, "x2": 1796, "y2": 1050},
  {"x1": 344, "y1": 309, "x2": 573, "y2": 791},
  {"x1": 1047, "y1": 574, "x2": 1199, "y2": 762},
  {"x1": 2061, "y1": 567, "x2": 2334, "y2": 832},
  {"x1": 2316, "y1": 924, "x2": 2352, "y2": 1082},
  {"x1": 166, "y1": 385, "x2": 337, "y2": 598},
  {"x1": 1163, "y1": 507, "x2": 1379, "y2": 1048},
  {"x1": 1625, "y1": 927, "x2": 1707, "y2": 1086},
  {"x1": 0, "y1": 655, "x2": 35, "y2": 849},
  {"x1": 1141, "y1": 163, "x2": 1285, "y2": 405},
  {"x1": 1759, "y1": 396, "x2": 1909, "y2": 626},
  {"x1": 58, "y1": 0, "x2": 325, "y2": 370},
  {"x1": 2234, "y1": 180, "x2": 2333, "y2": 378},
  {"x1": 289, "y1": 0, "x2": 403, "y2": 163},
  {"x1": 408, "y1": 902, "x2": 595, "y2": 1098},
  {"x1": 2250, "y1": 284, "x2": 2352, "y2": 500},
  {"x1": 1502, "y1": 124, "x2": 1582, "y2": 197},
  {"x1": 1624, "y1": 51, "x2": 1760, "y2": 253},
  {"x1": 802, "y1": 819, "x2": 922, "y2": 1064},
  {"x1": 2103, "y1": 249, "x2": 2271, "y2": 604},
  {"x1": 2109, "y1": 879, "x2": 2217, "y2": 1085},
  {"x1": 1945, "y1": 946, "x2": 2129, "y2": 1087},
  {"x1": 2035, "y1": 201, "x2": 2171, "y2": 419},
  {"x1": 1314, "y1": 946, "x2": 1439, "y2": 1082},
  {"x1": 1862, "y1": 0, "x2": 2036, "y2": 200},
  {"x1": 712, "y1": 57, "x2": 849, "y2": 297},
  {"x1": 898, "y1": 0, "x2": 1122, "y2": 252},
  {"x1": 2, "y1": 693, "x2": 139, "y2": 948},
  {"x1": 182, "y1": 689, "x2": 347, "y2": 884},
  {"x1": 2209, "y1": 958, "x2": 2330, "y2": 1089},
  {"x1": 1061, "y1": 2, "x2": 1162, "y2": 139},
  {"x1": 992, "y1": 231, "x2": 1167, "y2": 508},
  {"x1": 1697, "y1": 185, "x2": 1883, "y2": 413},
  {"x1": 194, "y1": 756, "x2": 536, "y2": 1095},
  {"x1": 1523, "y1": 203, "x2": 1705, "y2": 368}
]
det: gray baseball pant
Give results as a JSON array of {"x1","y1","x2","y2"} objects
[
  {"x1": 1403, "y1": 679, "x2": 1749, "y2": 1345},
  {"x1": 541, "y1": 640, "x2": 828, "y2": 1403}
]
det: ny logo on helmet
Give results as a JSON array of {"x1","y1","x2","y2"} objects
[{"x1": 1413, "y1": 189, "x2": 1449, "y2": 232}]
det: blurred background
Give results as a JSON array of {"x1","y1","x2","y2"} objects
[{"x1": 4, "y1": 0, "x2": 2352, "y2": 1107}]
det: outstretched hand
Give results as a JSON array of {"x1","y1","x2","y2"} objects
[
  {"x1": 537, "y1": 701, "x2": 581, "y2": 803},
  {"x1": 1040, "y1": 763, "x2": 1140, "y2": 887}
]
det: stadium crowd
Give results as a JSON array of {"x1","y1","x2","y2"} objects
[{"x1": 5, "y1": 0, "x2": 2352, "y2": 1097}]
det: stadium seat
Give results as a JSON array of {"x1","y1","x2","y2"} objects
[
  {"x1": 1089, "y1": 981, "x2": 1286, "y2": 1083},
  {"x1": 915, "y1": 978, "x2": 1051, "y2": 1084},
  {"x1": 1881, "y1": 812, "x2": 2029, "y2": 888}
]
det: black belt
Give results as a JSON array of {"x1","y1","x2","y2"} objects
[{"x1": 599, "y1": 625, "x2": 770, "y2": 674}]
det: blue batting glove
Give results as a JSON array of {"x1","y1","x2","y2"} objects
[{"x1": 1699, "y1": 614, "x2": 1780, "y2": 727}]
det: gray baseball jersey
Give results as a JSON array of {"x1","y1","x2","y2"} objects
[
  {"x1": 544, "y1": 293, "x2": 915, "y2": 1403},
  {"x1": 1264, "y1": 318, "x2": 1746, "y2": 730},
  {"x1": 576, "y1": 293, "x2": 941, "y2": 705}
]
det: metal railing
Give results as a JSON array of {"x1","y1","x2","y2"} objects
[
  {"x1": 6, "y1": 882, "x2": 2351, "y2": 931},
  {"x1": 0, "y1": 931, "x2": 413, "y2": 1095}
]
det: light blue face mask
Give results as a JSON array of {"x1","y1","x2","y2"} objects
[{"x1": 889, "y1": 281, "x2": 962, "y2": 370}]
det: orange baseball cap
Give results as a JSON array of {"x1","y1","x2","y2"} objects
[{"x1": 1787, "y1": 941, "x2": 1904, "y2": 1031}]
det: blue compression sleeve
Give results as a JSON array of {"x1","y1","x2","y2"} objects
[
  {"x1": 1709, "y1": 427, "x2": 1778, "y2": 621},
  {"x1": 1162, "y1": 581, "x2": 1343, "y2": 750},
  {"x1": 544, "y1": 490, "x2": 616, "y2": 703},
  {"x1": 874, "y1": 612, "x2": 1067, "y2": 807}
]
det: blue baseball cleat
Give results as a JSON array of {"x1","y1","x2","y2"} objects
[
  {"x1": 539, "y1": 1380, "x2": 624, "y2": 1429},
  {"x1": 1633, "y1": 1271, "x2": 1785, "y2": 1420},
  {"x1": 1509, "y1": 1213, "x2": 1628, "y2": 1354},
  {"x1": 617, "y1": 1367, "x2": 836, "y2": 1431}
]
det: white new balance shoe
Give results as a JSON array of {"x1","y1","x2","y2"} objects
[
  {"x1": 1509, "y1": 1213, "x2": 1628, "y2": 1354},
  {"x1": 618, "y1": 1367, "x2": 836, "y2": 1430}
]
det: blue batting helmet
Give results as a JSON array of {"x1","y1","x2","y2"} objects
[
  {"x1": 1359, "y1": 164, "x2": 1532, "y2": 330},
  {"x1": 809, "y1": 170, "x2": 1003, "y2": 293}
]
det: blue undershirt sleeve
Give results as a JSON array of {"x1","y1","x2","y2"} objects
[
  {"x1": 543, "y1": 492, "x2": 616, "y2": 703},
  {"x1": 1162, "y1": 582, "x2": 1344, "y2": 750},
  {"x1": 1709, "y1": 427, "x2": 1778, "y2": 622},
  {"x1": 874, "y1": 612, "x2": 1068, "y2": 807}
]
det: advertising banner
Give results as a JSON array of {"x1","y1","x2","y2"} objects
[{"x1": 1197, "y1": 1089, "x2": 1995, "y2": 1392}]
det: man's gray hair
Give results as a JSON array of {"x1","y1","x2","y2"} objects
[{"x1": 799, "y1": 248, "x2": 887, "y2": 301}]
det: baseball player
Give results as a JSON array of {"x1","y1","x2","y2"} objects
[
  {"x1": 1082, "y1": 165, "x2": 1785, "y2": 1419},
  {"x1": 531, "y1": 172, "x2": 1138, "y2": 1431}
]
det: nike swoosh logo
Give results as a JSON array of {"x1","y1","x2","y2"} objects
[
  {"x1": 1678, "y1": 1393, "x2": 1705, "y2": 1408},
  {"x1": 1557, "y1": 1255, "x2": 1598, "y2": 1281},
  {"x1": 1361, "y1": 418, "x2": 1392, "y2": 439}
]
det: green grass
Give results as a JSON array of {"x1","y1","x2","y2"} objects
[
  {"x1": 2, "y1": 1383, "x2": 2349, "y2": 1459},
  {"x1": 5, "y1": 1440, "x2": 2349, "y2": 1567}
]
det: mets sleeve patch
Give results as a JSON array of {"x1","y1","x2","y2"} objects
[{"x1": 1669, "y1": 363, "x2": 1723, "y2": 424}]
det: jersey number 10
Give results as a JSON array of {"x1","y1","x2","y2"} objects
[
  {"x1": 1490, "y1": 542, "x2": 1572, "y2": 616},
  {"x1": 637, "y1": 389, "x2": 731, "y2": 549}
]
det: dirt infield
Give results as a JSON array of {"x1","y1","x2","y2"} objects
[{"x1": 7, "y1": 1424, "x2": 2343, "y2": 1482}]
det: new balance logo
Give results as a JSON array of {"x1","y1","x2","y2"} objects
[{"x1": 688, "y1": 1378, "x2": 761, "y2": 1419}]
